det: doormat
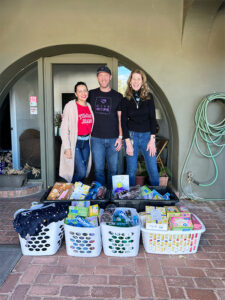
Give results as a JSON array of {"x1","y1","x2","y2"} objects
[{"x1": 0, "y1": 245, "x2": 22, "y2": 286}]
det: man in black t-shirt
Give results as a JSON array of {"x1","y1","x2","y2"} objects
[{"x1": 88, "y1": 66, "x2": 123, "y2": 187}]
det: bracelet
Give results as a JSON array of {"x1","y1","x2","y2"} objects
[{"x1": 118, "y1": 136, "x2": 123, "y2": 139}]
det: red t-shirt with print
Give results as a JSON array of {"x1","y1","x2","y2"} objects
[{"x1": 77, "y1": 103, "x2": 93, "y2": 135}]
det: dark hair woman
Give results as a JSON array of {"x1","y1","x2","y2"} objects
[
  {"x1": 121, "y1": 70, "x2": 159, "y2": 186},
  {"x1": 59, "y1": 82, "x2": 94, "y2": 183}
]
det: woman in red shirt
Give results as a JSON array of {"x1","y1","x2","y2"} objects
[{"x1": 59, "y1": 82, "x2": 94, "y2": 183}]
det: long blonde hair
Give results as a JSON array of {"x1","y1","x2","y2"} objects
[{"x1": 125, "y1": 69, "x2": 151, "y2": 100}]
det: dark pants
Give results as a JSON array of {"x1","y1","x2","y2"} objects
[
  {"x1": 72, "y1": 139, "x2": 90, "y2": 183},
  {"x1": 124, "y1": 131, "x2": 159, "y2": 186},
  {"x1": 91, "y1": 137, "x2": 118, "y2": 188}
]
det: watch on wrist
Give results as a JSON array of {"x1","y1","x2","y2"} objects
[{"x1": 119, "y1": 136, "x2": 123, "y2": 139}]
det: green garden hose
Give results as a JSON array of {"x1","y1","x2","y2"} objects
[{"x1": 180, "y1": 92, "x2": 225, "y2": 201}]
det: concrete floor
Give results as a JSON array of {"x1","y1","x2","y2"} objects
[{"x1": 0, "y1": 192, "x2": 225, "y2": 300}]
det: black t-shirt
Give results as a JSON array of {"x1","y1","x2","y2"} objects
[
  {"x1": 88, "y1": 88, "x2": 122, "y2": 138},
  {"x1": 121, "y1": 93, "x2": 157, "y2": 139}
]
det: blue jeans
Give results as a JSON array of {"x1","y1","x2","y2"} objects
[
  {"x1": 72, "y1": 139, "x2": 90, "y2": 183},
  {"x1": 125, "y1": 131, "x2": 159, "y2": 186},
  {"x1": 91, "y1": 137, "x2": 119, "y2": 187}
]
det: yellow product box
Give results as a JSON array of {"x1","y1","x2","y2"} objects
[
  {"x1": 89, "y1": 204, "x2": 99, "y2": 217},
  {"x1": 145, "y1": 206, "x2": 165, "y2": 214},
  {"x1": 70, "y1": 182, "x2": 90, "y2": 200},
  {"x1": 166, "y1": 206, "x2": 181, "y2": 219},
  {"x1": 146, "y1": 207, "x2": 168, "y2": 230},
  {"x1": 145, "y1": 206, "x2": 154, "y2": 213}
]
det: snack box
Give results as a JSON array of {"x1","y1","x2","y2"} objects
[
  {"x1": 145, "y1": 207, "x2": 168, "y2": 230},
  {"x1": 65, "y1": 217, "x2": 77, "y2": 226},
  {"x1": 145, "y1": 206, "x2": 166, "y2": 214},
  {"x1": 178, "y1": 205, "x2": 191, "y2": 217},
  {"x1": 86, "y1": 216, "x2": 98, "y2": 227},
  {"x1": 47, "y1": 182, "x2": 74, "y2": 200},
  {"x1": 169, "y1": 216, "x2": 193, "y2": 231},
  {"x1": 166, "y1": 206, "x2": 181, "y2": 219},
  {"x1": 71, "y1": 201, "x2": 90, "y2": 207},
  {"x1": 89, "y1": 204, "x2": 99, "y2": 217},
  {"x1": 140, "y1": 186, "x2": 153, "y2": 199},
  {"x1": 70, "y1": 182, "x2": 90, "y2": 200},
  {"x1": 65, "y1": 215, "x2": 98, "y2": 227},
  {"x1": 69, "y1": 206, "x2": 89, "y2": 217},
  {"x1": 112, "y1": 175, "x2": 129, "y2": 194}
]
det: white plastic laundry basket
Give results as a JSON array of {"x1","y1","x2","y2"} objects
[
  {"x1": 101, "y1": 207, "x2": 141, "y2": 257},
  {"x1": 141, "y1": 214, "x2": 205, "y2": 255},
  {"x1": 19, "y1": 220, "x2": 64, "y2": 256},
  {"x1": 64, "y1": 223, "x2": 102, "y2": 257}
]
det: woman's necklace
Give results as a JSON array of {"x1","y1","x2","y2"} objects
[{"x1": 132, "y1": 93, "x2": 141, "y2": 109}]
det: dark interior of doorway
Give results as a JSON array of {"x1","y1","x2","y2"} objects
[
  {"x1": 0, "y1": 94, "x2": 11, "y2": 151},
  {"x1": 62, "y1": 93, "x2": 75, "y2": 110}
]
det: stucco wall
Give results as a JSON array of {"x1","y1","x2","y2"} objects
[{"x1": 0, "y1": 0, "x2": 224, "y2": 198}]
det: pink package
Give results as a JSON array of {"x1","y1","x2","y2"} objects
[
  {"x1": 191, "y1": 214, "x2": 202, "y2": 230},
  {"x1": 169, "y1": 216, "x2": 193, "y2": 231}
]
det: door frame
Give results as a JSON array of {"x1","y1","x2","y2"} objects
[{"x1": 39, "y1": 53, "x2": 118, "y2": 187}]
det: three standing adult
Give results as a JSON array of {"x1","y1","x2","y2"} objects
[
  {"x1": 88, "y1": 66, "x2": 123, "y2": 188},
  {"x1": 59, "y1": 67, "x2": 159, "y2": 189}
]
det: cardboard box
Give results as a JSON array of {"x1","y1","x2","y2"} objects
[
  {"x1": 112, "y1": 175, "x2": 129, "y2": 194},
  {"x1": 70, "y1": 182, "x2": 90, "y2": 200},
  {"x1": 86, "y1": 216, "x2": 98, "y2": 227},
  {"x1": 169, "y1": 216, "x2": 193, "y2": 231},
  {"x1": 178, "y1": 205, "x2": 191, "y2": 217},
  {"x1": 145, "y1": 207, "x2": 168, "y2": 230},
  {"x1": 71, "y1": 201, "x2": 90, "y2": 207},
  {"x1": 89, "y1": 204, "x2": 99, "y2": 217},
  {"x1": 47, "y1": 182, "x2": 74, "y2": 200},
  {"x1": 166, "y1": 206, "x2": 181, "y2": 219},
  {"x1": 140, "y1": 186, "x2": 152, "y2": 199},
  {"x1": 69, "y1": 206, "x2": 89, "y2": 217}
]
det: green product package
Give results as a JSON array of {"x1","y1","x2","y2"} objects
[{"x1": 69, "y1": 206, "x2": 89, "y2": 217}]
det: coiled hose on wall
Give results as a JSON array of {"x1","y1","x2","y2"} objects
[{"x1": 180, "y1": 92, "x2": 225, "y2": 201}]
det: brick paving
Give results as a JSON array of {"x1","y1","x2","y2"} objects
[{"x1": 0, "y1": 192, "x2": 225, "y2": 299}]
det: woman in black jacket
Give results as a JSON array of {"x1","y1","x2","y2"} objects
[{"x1": 121, "y1": 69, "x2": 159, "y2": 186}]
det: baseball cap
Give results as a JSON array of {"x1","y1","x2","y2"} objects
[{"x1": 97, "y1": 65, "x2": 112, "y2": 75}]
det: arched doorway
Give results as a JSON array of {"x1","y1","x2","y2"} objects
[{"x1": 0, "y1": 45, "x2": 178, "y2": 188}]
